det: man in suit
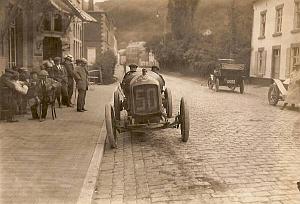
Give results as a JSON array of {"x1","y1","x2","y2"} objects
[
  {"x1": 74, "y1": 58, "x2": 89, "y2": 112},
  {"x1": 53, "y1": 57, "x2": 70, "y2": 107},
  {"x1": 63, "y1": 54, "x2": 75, "y2": 106}
]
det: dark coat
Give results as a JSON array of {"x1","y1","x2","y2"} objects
[
  {"x1": 52, "y1": 64, "x2": 68, "y2": 85},
  {"x1": 74, "y1": 65, "x2": 89, "y2": 91}
]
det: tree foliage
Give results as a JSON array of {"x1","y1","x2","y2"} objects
[{"x1": 94, "y1": 50, "x2": 117, "y2": 84}]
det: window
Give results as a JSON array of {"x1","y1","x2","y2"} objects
[
  {"x1": 8, "y1": 21, "x2": 16, "y2": 68},
  {"x1": 43, "y1": 14, "x2": 51, "y2": 31},
  {"x1": 260, "y1": 11, "x2": 267, "y2": 38},
  {"x1": 54, "y1": 14, "x2": 62, "y2": 31},
  {"x1": 275, "y1": 5, "x2": 283, "y2": 34},
  {"x1": 295, "y1": 1, "x2": 300, "y2": 29},
  {"x1": 255, "y1": 48, "x2": 267, "y2": 76},
  {"x1": 258, "y1": 50, "x2": 264, "y2": 73},
  {"x1": 292, "y1": 46, "x2": 300, "y2": 66}
]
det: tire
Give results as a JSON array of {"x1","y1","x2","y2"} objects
[
  {"x1": 105, "y1": 104, "x2": 117, "y2": 148},
  {"x1": 165, "y1": 88, "x2": 173, "y2": 118},
  {"x1": 180, "y1": 97, "x2": 190, "y2": 142},
  {"x1": 215, "y1": 78, "x2": 219, "y2": 92},
  {"x1": 114, "y1": 91, "x2": 121, "y2": 120},
  {"x1": 240, "y1": 80, "x2": 245, "y2": 94},
  {"x1": 208, "y1": 78, "x2": 213, "y2": 89},
  {"x1": 268, "y1": 84, "x2": 279, "y2": 106}
]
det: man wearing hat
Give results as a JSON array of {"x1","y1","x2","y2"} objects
[
  {"x1": 30, "y1": 70, "x2": 60, "y2": 121},
  {"x1": 74, "y1": 58, "x2": 89, "y2": 112},
  {"x1": 62, "y1": 54, "x2": 75, "y2": 105},
  {"x1": 0, "y1": 69, "x2": 20, "y2": 122},
  {"x1": 281, "y1": 62, "x2": 300, "y2": 110},
  {"x1": 52, "y1": 57, "x2": 70, "y2": 107}
]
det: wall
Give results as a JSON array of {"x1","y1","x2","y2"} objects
[{"x1": 251, "y1": 0, "x2": 300, "y2": 80}]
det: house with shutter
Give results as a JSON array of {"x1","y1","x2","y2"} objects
[{"x1": 250, "y1": 0, "x2": 300, "y2": 83}]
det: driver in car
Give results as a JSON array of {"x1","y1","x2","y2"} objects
[{"x1": 121, "y1": 64, "x2": 138, "y2": 96}]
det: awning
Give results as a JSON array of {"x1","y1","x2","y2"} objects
[{"x1": 49, "y1": 0, "x2": 97, "y2": 23}]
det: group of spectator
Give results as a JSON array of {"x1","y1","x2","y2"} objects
[{"x1": 0, "y1": 55, "x2": 89, "y2": 122}]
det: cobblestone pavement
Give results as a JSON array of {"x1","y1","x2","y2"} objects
[
  {"x1": 93, "y1": 73, "x2": 300, "y2": 204},
  {"x1": 0, "y1": 83, "x2": 117, "y2": 204}
]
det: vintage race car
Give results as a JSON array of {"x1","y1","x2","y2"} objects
[{"x1": 105, "y1": 68, "x2": 190, "y2": 148}]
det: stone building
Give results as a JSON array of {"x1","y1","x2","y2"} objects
[
  {"x1": 0, "y1": 0, "x2": 97, "y2": 74},
  {"x1": 83, "y1": 9, "x2": 118, "y2": 65},
  {"x1": 250, "y1": 0, "x2": 300, "y2": 82}
]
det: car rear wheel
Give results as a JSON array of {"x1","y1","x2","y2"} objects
[
  {"x1": 165, "y1": 88, "x2": 173, "y2": 118},
  {"x1": 268, "y1": 84, "x2": 279, "y2": 106},
  {"x1": 180, "y1": 97, "x2": 190, "y2": 142},
  {"x1": 105, "y1": 104, "x2": 117, "y2": 148},
  {"x1": 215, "y1": 78, "x2": 219, "y2": 92},
  {"x1": 240, "y1": 80, "x2": 245, "y2": 94},
  {"x1": 114, "y1": 90, "x2": 121, "y2": 120}
]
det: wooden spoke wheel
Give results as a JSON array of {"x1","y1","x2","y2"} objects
[
  {"x1": 215, "y1": 78, "x2": 220, "y2": 92},
  {"x1": 114, "y1": 91, "x2": 121, "y2": 120},
  {"x1": 165, "y1": 88, "x2": 173, "y2": 118},
  {"x1": 180, "y1": 97, "x2": 190, "y2": 142},
  {"x1": 268, "y1": 84, "x2": 279, "y2": 106},
  {"x1": 105, "y1": 104, "x2": 117, "y2": 148}
]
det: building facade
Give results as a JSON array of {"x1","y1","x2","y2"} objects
[
  {"x1": 0, "y1": 0, "x2": 96, "y2": 74},
  {"x1": 250, "y1": 0, "x2": 300, "y2": 81},
  {"x1": 83, "y1": 10, "x2": 117, "y2": 65}
]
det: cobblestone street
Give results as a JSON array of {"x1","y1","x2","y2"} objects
[{"x1": 93, "y1": 74, "x2": 300, "y2": 204}]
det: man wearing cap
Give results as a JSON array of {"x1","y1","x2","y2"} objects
[
  {"x1": 74, "y1": 58, "x2": 89, "y2": 112},
  {"x1": 281, "y1": 62, "x2": 300, "y2": 110},
  {"x1": 52, "y1": 57, "x2": 70, "y2": 107},
  {"x1": 0, "y1": 69, "x2": 20, "y2": 122},
  {"x1": 30, "y1": 70, "x2": 60, "y2": 121},
  {"x1": 62, "y1": 54, "x2": 75, "y2": 106}
]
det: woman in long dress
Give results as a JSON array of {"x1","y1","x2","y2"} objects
[{"x1": 281, "y1": 62, "x2": 300, "y2": 110}]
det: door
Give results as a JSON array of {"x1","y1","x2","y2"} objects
[
  {"x1": 43, "y1": 37, "x2": 62, "y2": 60},
  {"x1": 87, "y1": 47, "x2": 96, "y2": 65},
  {"x1": 272, "y1": 48, "x2": 281, "y2": 79}
]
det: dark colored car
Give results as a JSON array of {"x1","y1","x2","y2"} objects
[{"x1": 105, "y1": 68, "x2": 190, "y2": 148}]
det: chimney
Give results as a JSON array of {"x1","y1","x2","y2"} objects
[{"x1": 88, "y1": 0, "x2": 94, "y2": 11}]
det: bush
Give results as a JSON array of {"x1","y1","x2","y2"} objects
[{"x1": 94, "y1": 50, "x2": 117, "y2": 84}]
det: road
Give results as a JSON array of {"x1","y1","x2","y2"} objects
[{"x1": 92, "y1": 73, "x2": 300, "y2": 204}]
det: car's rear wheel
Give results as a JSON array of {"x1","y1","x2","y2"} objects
[
  {"x1": 240, "y1": 80, "x2": 245, "y2": 94},
  {"x1": 268, "y1": 84, "x2": 279, "y2": 106},
  {"x1": 105, "y1": 104, "x2": 117, "y2": 148},
  {"x1": 165, "y1": 88, "x2": 173, "y2": 118},
  {"x1": 180, "y1": 97, "x2": 190, "y2": 142},
  {"x1": 215, "y1": 78, "x2": 219, "y2": 92},
  {"x1": 114, "y1": 90, "x2": 121, "y2": 120}
]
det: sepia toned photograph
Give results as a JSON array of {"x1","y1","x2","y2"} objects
[{"x1": 0, "y1": 0, "x2": 300, "y2": 203}]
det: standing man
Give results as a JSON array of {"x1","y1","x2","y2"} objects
[
  {"x1": 63, "y1": 54, "x2": 75, "y2": 105},
  {"x1": 52, "y1": 57, "x2": 70, "y2": 107},
  {"x1": 74, "y1": 58, "x2": 89, "y2": 112}
]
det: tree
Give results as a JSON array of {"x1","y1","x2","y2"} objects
[{"x1": 94, "y1": 50, "x2": 117, "y2": 84}]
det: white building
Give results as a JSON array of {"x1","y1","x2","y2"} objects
[{"x1": 250, "y1": 0, "x2": 300, "y2": 81}]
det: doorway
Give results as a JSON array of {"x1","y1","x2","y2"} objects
[
  {"x1": 271, "y1": 46, "x2": 281, "y2": 79},
  {"x1": 43, "y1": 37, "x2": 62, "y2": 60}
]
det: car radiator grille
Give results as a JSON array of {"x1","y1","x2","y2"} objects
[{"x1": 133, "y1": 85, "x2": 159, "y2": 114}]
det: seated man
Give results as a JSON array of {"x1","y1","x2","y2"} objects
[
  {"x1": 30, "y1": 70, "x2": 60, "y2": 121},
  {"x1": 121, "y1": 64, "x2": 138, "y2": 96},
  {"x1": 150, "y1": 65, "x2": 165, "y2": 90}
]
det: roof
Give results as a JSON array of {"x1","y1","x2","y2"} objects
[{"x1": 50, "y1": 0, "x2": 97, "y2": 23}]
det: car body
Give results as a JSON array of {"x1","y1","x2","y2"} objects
[
  {"x1": 105, "y1": 68, "x2": 190, "y2": 148},
  {"x1": 208, "y1": 59, "x2": 246, "y2": 94}
]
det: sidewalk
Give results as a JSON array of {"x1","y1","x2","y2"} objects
[{"x1": 0, "y1": 66, "x2": 124, "y2": 204}]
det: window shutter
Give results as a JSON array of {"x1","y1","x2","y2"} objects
[
  {"x1": 285, "y1": 48, "x2": 291, "y2": 78},
  {"x1": 262, "y1": 51, "x2": 267, "y2": 76},
  {"x1": 254, "y1": 51, "x2": 258, "y2": 76}
]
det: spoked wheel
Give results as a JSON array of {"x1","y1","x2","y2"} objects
[
  {"x1": 114, "y1": 91, "x2": 121, "y2": 120},
  {"x1": 105, "y1": 104, "x2": 117, "y2": 148},
  {"x1": 208, "y1": 78, "x2": 213, "y2": 90},
  {"x1": 165, "y1": 88, "x2": 173, "y2": 118},
  {"x1": 180, "y1": 97, "x2": 190, "y2": 142},
  {"x1": 268, "y1": 84, "x2": 279, "y2": 106},
  {"x1": 240, "y1": 80, "x2": 245, "y2": 94},
  {"x1": 215, "y1": 78, "x2": 219, "y2": 92}
]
